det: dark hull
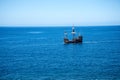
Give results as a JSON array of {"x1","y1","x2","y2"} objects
[
  {"x1": 64, "y1": 36, "x2": 82, "y2": 44},
  {"x1": 65, "y1": 40, "x2": 82, "y2": 43}
]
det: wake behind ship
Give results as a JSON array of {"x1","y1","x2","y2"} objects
[{"x1": 64, "y1": 25, "x2": 83, "y2": 44}]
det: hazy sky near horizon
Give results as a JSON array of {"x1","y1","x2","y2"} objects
[{"x1": 0, "y1": 0, "x2": 120, "y2": 26}]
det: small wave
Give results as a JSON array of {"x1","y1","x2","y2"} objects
[
  {"x1": 100, "y1": 40, "x2": 120, "y2": 43},
  {"x1": 33, "y1": 38, "x2": 47, "y2": 39},
  {"x1": 28, "y1": 31, "x2": 43, "y2": 34},
  {"x1": 0, "y1": 38, "x2": 8, "y2": 40},
  {"x1": 83, "y1": 41, "x2": 98, "y2": 44},
  {"x1": 40, "y1": 43, "x2": 61, "y2": 46},
  {"x1": 84, "y1": 40, "x2": 120, "y2": 44},
  {"x1": 0, "y1": 36, "x2": 19, "y2": 40}
]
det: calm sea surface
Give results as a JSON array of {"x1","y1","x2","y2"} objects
[{"x1": 0, "y1": 26, "x2": 120, "y2": 80}]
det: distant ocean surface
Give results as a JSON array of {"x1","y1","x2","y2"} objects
[{"x1": 0, "y1": 26, "x2": 120, "y2": 80}]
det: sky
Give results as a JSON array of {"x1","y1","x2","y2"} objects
[{"x1": 0, "y1": 0, "x2": 120, "y2": 26}]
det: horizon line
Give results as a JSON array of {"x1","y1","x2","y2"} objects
[{"x1": 0, "y1": 25, "x2": 120, "y2": 27}]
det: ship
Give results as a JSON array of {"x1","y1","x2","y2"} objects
[{"x1": 64, "y1": 25, "x2": 82, "y2": 44}]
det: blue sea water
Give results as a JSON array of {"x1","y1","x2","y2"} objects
[{"x1": 0, "y1": 26, "x2": 120, "y2": 80}]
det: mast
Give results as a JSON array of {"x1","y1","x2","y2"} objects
[{"x1": 71, "y1": 24, "x2": 76, "y2": 40}]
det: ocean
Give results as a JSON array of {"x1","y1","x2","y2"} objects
[{"x1": 0, "y1": 26, "x2": 120, "y2": 80}]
